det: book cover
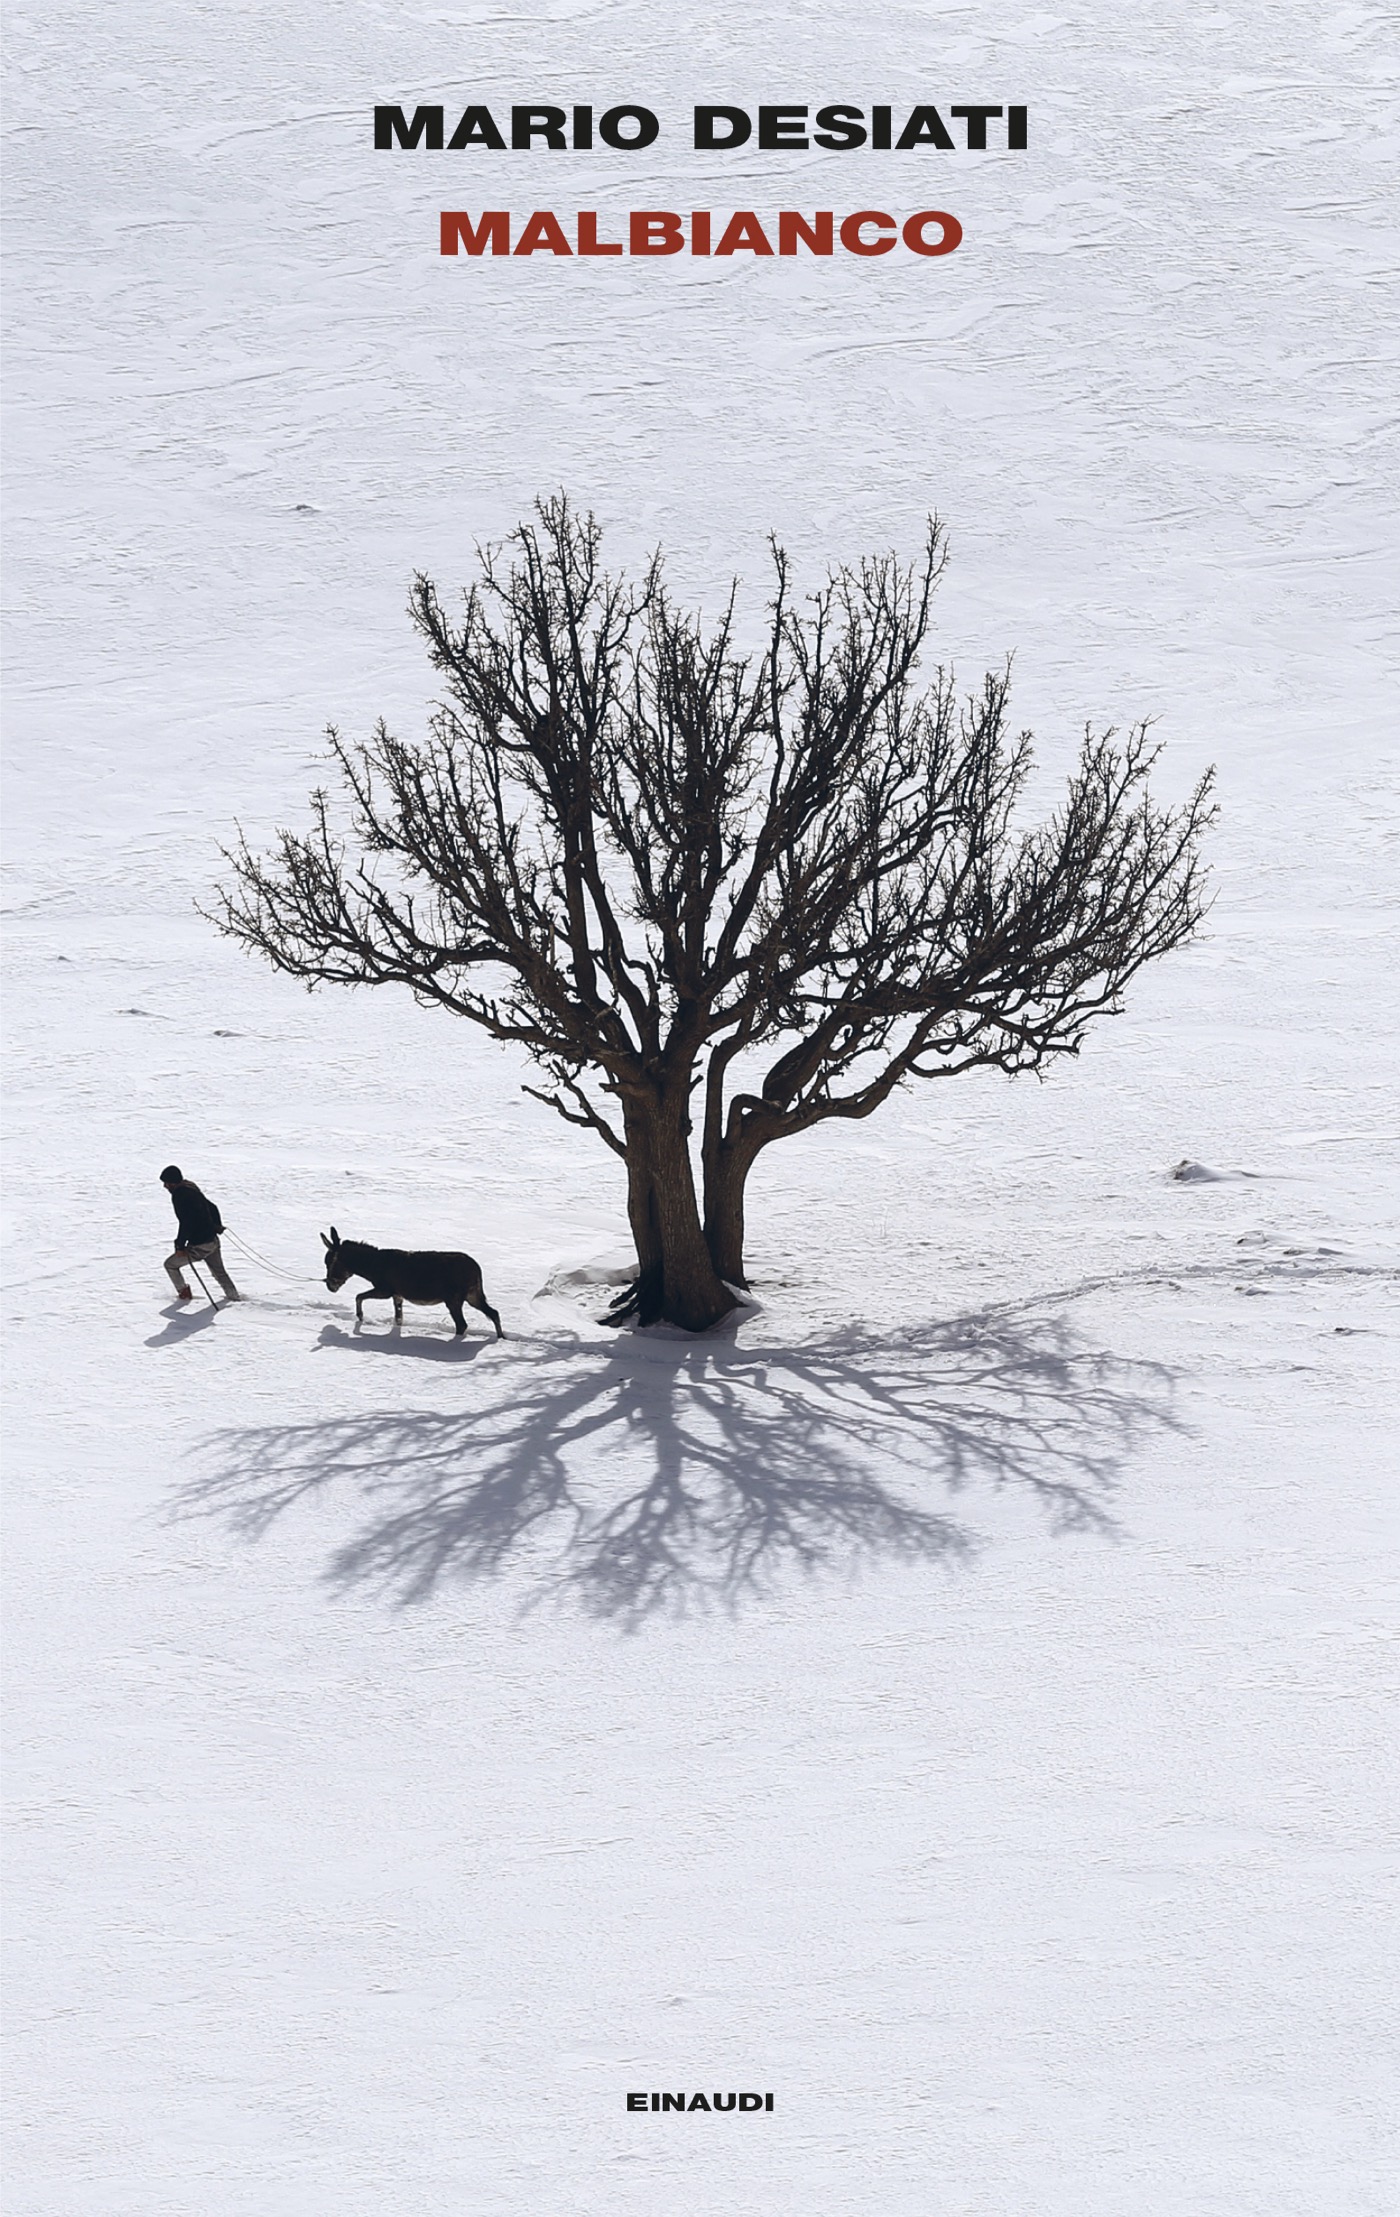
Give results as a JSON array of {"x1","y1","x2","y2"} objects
[{"x1": 4, "y1": 4, "x2": 1396, "y2": 2210}]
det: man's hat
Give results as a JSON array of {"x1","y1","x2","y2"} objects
[{"x1": 159, "y1": 1165, "x2": 182, "y2": 1185}]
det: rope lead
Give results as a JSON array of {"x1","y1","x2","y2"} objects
[{"x1": 221, "y1": 1228, "x2": 321, "y2": 1284}]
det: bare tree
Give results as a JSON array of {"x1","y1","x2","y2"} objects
[{"x1": 216, "y1": 496, "x2": 1215, "y2": 1331}]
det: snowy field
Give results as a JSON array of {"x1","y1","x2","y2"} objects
[{"x1": 4, "y1": 2, "x2": 1399, "y2": 2210}]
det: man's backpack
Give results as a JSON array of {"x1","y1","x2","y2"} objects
[{"x1": 186, "y1": 1185, "x2": 223, "y2": 1243}]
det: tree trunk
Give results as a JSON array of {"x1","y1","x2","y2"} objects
[
  {"x1": 702, "y1": 1126, "x2": 767, "y2": 1290},
  {"x1": 612, "y1": 1090, "x2": 737, "y2": 1331},
  {"x1": 620, "y1": 1108, "x2": 664, "y2": 1322}
]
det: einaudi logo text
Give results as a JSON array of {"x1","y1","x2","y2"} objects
[{"x1": 628, "y1": 2092, "x2": 775, "y2": 2112}]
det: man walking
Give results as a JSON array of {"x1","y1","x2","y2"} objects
[{"x1": 159, "y1": 1165, "x2": 240, "y2": 1302}]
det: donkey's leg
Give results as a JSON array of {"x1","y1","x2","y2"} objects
[
  {"x1": 468, "y1": 1284, "x2": 504, "y2": 1339},
  {"x1": 446, "y1": 1299, "x2": 467, "y2": 1337},
  {"x1": 393, "y1": 1296, "x2": 403, "y2": 1326}
]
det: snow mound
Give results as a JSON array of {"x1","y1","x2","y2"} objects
[{"x1": 536, "y1": 1255, "x2": 638, "y2": 1299}]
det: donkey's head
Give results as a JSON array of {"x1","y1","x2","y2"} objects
[{"x1": 321, "y1": 1227, "x2": 348, "y2": 1292}]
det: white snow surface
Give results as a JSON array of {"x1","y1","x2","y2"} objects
[{"x1": 4, "y1": 2, "x2": 1399, "y2": 2210}]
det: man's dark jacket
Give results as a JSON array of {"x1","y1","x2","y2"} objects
[{"x1": 169, "y1": 1180, "x2": 223, "y2": 1249}]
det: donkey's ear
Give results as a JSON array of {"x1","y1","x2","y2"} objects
[
  {"x1": 320, "y1": 1231, "x2": 332, "y2": 1250},
  {"x1": 330, "y1": 1226, "x2": 340, "y2": 1245}
]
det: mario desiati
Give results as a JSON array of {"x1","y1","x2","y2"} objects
[
  {"x1": 377, "y1": 104, "x2": 1025, "y2": 153},
  {"x1": 440, "y1": 210, "x2": 963, "y2": 257}
]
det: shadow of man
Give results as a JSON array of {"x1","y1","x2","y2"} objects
[
  {"x1": 146, "y1": 1307, "x2": 220, "y2": 1348},
  {"x1": 178, "y1": 1305, "x2": 1182, "y2": 1626}
]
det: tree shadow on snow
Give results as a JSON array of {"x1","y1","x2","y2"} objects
[{"x1": 176, "y1": 1302, "x2": 1185, "y2": 1627}]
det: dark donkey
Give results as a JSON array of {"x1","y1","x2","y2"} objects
[{"x1": 321, "y1": 1227, "x2": 503, "y2": 1339}]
